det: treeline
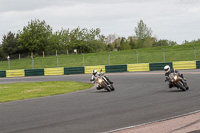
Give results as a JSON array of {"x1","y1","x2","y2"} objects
[
  {"x1": 0, "y1": 19, "x2": 107, "y2": 59},
  {"x1": 1, "y1": 19, "x2": 197, "y2": 60}
]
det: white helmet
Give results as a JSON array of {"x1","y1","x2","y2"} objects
[
  {"x1": 164, "y1": 65, "x2": 170, "y2": 73},
  {"x1": 92, "y1": 70, "x2": 97, "y2": 75}
]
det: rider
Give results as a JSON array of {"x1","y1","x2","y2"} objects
[
  {"x1": 90, "y1": 70, "x2": 99, "y2": 82},
  {"x1": 90, "y1": 69, "x2": 113, "y2": 84},
  {"x1": 164, "y1": 65, "x2": 185, "y2": 88}
]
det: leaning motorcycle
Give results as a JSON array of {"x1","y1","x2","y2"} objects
[
  {"x1": 168, "y1": 72, "x2": 189, "y2": 91},
  {"x1": 94, "y1": 70, "x2": 115, "y2": 92}
]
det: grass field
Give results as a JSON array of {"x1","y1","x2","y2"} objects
[
  {"x1": 0, "y1": 81, "x2": 93, "y2": 103},
  {"x1": 0, "y1": 43, "x2": 200, "y2": 70}
]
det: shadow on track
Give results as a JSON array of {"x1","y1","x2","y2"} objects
[
  {"x1": 91, "y1": 90, "x2": 110, "y2": 93},
  {"x1": 168, "y1": 90, "x2": 186, "y2": 93}
]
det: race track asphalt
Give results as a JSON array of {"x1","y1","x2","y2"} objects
[{"x1": 0, "y1": 70, "x2": 200, "y2": 133}]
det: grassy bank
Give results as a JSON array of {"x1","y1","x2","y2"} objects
[
  {"x1": 0, "y1": 81, "x2": 93, "y2": 103},
  {"x1": 0, "y1": 43, "x2": 200, "y2": 70}
]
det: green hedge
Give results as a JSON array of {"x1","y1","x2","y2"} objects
[
  {"x1": 25, "y1": 69, "x2": 44, "y2": 76},
  {"x1": 64, "y1": 67, "x2": 84, "y2": 75},
  {"x1": 106, "y1": 65, "x2": 127, "y2": 73}
]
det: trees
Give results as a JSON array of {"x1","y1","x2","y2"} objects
[
  {"x1": 0, "y1": 45, "x2": 3, "y2": 59},
  {"x1": 134, "y1": 20, "x2": 154, "y2": 48},
  {"x1": 0, "y1": 18, "x2": 182, "y2": 60},
  {"x1": 128, "y1": 36, "x2": 136, "y2": 49},
  {"x1": 18, "y1": 19, "x2": 52, "y2": 54},
  {"x1": 135, "y1": 20, "x2": 152, "y2": 40},
  {"x1": 153, "y1": 39, "x2": 177, "y2": 47},
  {"x1": 1, "y1": 31, "x2": 19, "y2": 56},
  {"x1": 105, "y1": 34, "x2": 117, "y2": 45},
  {"x1": 47, "y1": 28, "x2": 71, "y2": 54},
  {"x1": 119, "y1": 37, "x2": 131, "y2": 50},
  {"x1": 68, "y1": 27, "x2": 106, "y2": 53}
]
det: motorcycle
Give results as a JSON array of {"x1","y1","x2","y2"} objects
[
  {"x1": 168, "y1": 72, "x2": 189, "y2": 91},
  {"x1": 93, "y1": 70, "x2": 115, "y2": 92}
]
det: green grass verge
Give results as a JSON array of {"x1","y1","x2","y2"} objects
[
  {"x1": 0, "y1": 43, "x2": 200, "y2": 70},
  {"x1": 0, "y1": 81, "x2": 93, "y2": 103}
]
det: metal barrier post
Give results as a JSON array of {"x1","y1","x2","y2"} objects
[
  {"x1": 7, "y1": 56, "x2": 10, "y2": 70},
  {"x1": 82, "y1": 53, "x2": 85, "y2": 66},
  {"x1": 31, "y1": 53, "x2": 34, "y2": 69},
  {"x1": 135, "y1": 50, "x2": 138, "y2": 64},
  {"x1": 56, "y1": 50, "x2": 59, "y2": 68},
  {"x1": 56, "y1": 56, "x2": 59, "y2": 68},
  {"x1": 193, "y1": 46, "x2": 196, "y2": 60},
  {"x1": 107, "y1": 52, "x2": 110, "y2": 65}
]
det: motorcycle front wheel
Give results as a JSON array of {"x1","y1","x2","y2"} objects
[
  {"x1": 177, "y1": 81, "x2": 186, "y2": 91},
  {"x1": 103, "y1": 84, "x2": 111, "y2": 92},
  {"x1": 110, "y1": 84, "x2": 115, "y2": 91}
]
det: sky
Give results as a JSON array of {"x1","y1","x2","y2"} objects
[{"x1": 0, "y1": 0, "x2": 200, "y2": 44}]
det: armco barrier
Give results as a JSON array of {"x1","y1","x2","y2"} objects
[
  {"x1": 127, "y1": 63, "x2": 149, "y2": 72},
  {"x1": 1, "y1": 60, "x2": 199, "y2": 78},
  {"x1": 25, "y1": 69, "x2": 44, "y2": 76},
  {"x1": 106, "y1": 65, "x2": 127, "y2": 73},
  {"x1": 196, "y1": 61, "x2": 200, "y2": 69},
  {"x1": 44, "y1": 68, "x2": 64, "y2": 76},
  {"x1": 64, "y1": 67, "x2": 84, "y2": 75},
  {"x1": 85, "y1": 65, "x2": 105, "y2": 74},
  {"x1": 6, "y1": 69, "x2": 25, "y2": 77},
  {"x1": 149, "y1": 62, "x2": 173, "y2": 71},
  {"x1": 173, "y1": 61, "x2": 196, "y2": 70},
  {"x1": 0, "y1": 71, "x2": 6, "y2": 77}
]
